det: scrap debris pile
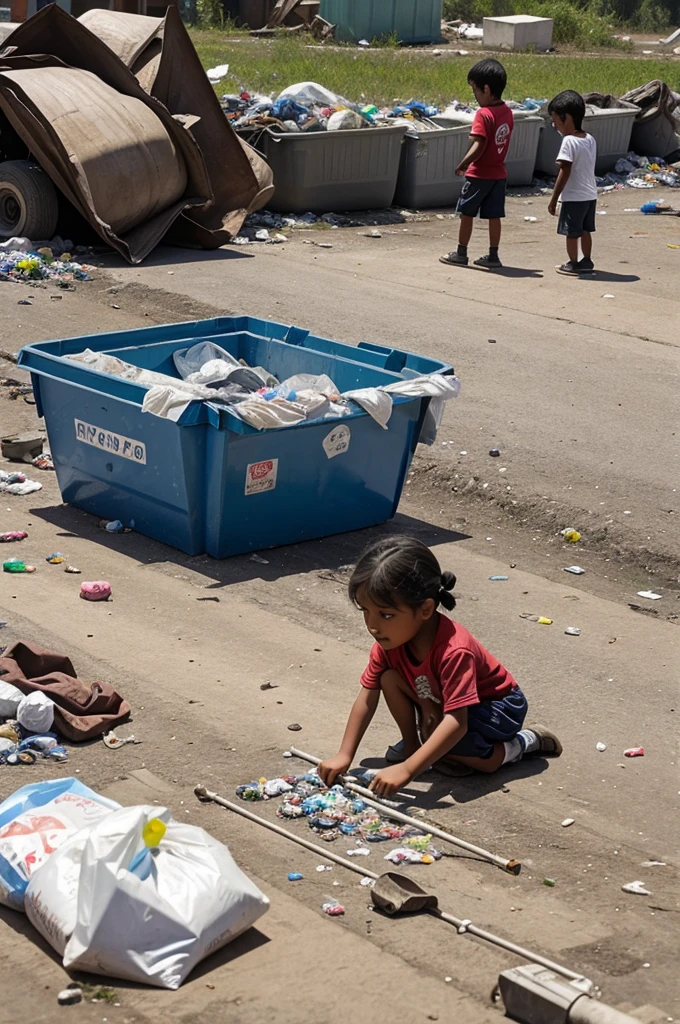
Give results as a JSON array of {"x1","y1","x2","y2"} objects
[
  {"x1": 236, "y1": 771, "x2": 442, "y2": 863},
  {"x1": 0, "y1": 244, "x2": 94, "y2": 286},
  {"x1": 599, "y1": 152, "x2": 680, "y2": 189}
]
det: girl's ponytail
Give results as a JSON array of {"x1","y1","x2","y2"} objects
[{"x1": 439, "y1": 571, "x2": 457, "y2": 611}]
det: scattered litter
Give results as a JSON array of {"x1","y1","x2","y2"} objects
[
  {"x1": 80, "y1": 581, "x2": 112, "y2": 601},
  {"x1": 563, "y1": 566, "x2": 585, "y2": 575},
  {"x1": 602, "y1": 293, "x2": 615, "y2": 299},
  {"x1": 0, "y1": 470, "x2": 42, "y2": 496},
  {"x1": 287, "y1": 872, "x2": 303, "y2": 881},
  {"x1": 561, "y1": 818, "x2": 575, "y2": 827},
  {"x1": 489, "y1": 575, "x2": 509, "y2": 581},
  {"x1": 384, "y1": 844, "x2": 441, "y2": 865},
  {"x1": 105, "y1": 520, "x2": 124, "y2": 534},
  {"x1": 564, "y1": 627, "x2": 581, "y2": 636},
  {"x1": 46, "y1": 552, "x2": 65, "y2": 564},
  {"x1": 103, "y1": 731, "x2": 140, "y2": 750},
  {"x1": 64, "y1": 565, "x2": 81, "y2": 574},
  {"x1": 17, "y1": 298, "x2": 32, "y2": 305},
  {"x1": 347, "y1": 847, "x2": 371, "y2": 856},
  {"x1": 3, "y1": 559, "x2": 36, "y2": 573},
  {"x1": 287, "y1": 723, "x2": 302, "y2": 732},
  {"x1": 58, "y1": 988, "x2": 83, "y2": 1006},
  {"x1": 260, "y1": 682, "x2": 278, "y2": 691},
  {"x1": 322, "y1": 899, "x2": 345, "y2": 916},
  {"x1": 0, "y1": 532, "x2": 28, "y2": 542},
  {"x1": 596, "y1": 742, "x2": 607, "y2": 752},
  {"x1": 640, "y1": 860, "x2": 666, "y2": 868},
  {"x1": 624, "y1": 747, "x2": 645, "y2": 758},
  {"x1": 489, "y1": 449, "x2": 501, "y2": 457},
  {"x1": 0, "y1": 248, "x2": 93, "y2": 285},
  {"x1": 360, "y1": 876, "x2": 375, "y2": 887},
  {"x1": 621, "y1": 880, "x2": 651, "y2": 895},
  {"x1": 542, "y1": 878, "x2": 556, "y2": 887},
  {"x1": 32, "y1": 453, "x2": 53, "y2": 470},
  {"x1": 561, "y1": 529, "x2": 581, "y2": 543},
  {"x1": 519, "y1": 613, "x2": 552, "y2": 624},
  {"x1": 206, "y1": 63, "x2": 230, "y2": 83},
  {"x1": 250, "y1": 554, "x2": 270, "y2": 564},
  {"x1": 365, "y1": 230, "x2": 382, "y2": 238},
  {"x1": 637, "y1": 590, "x2": 662, "y2": 600},
  {"x1": 282, "y1": 750, "x2": 293, "y2": 758},
  {"x1": 524, "y1": 216, "x2": 538, "y2": 222},
  {"x1": 316, "y1": 865, "x2": 332, "y2": 872}
]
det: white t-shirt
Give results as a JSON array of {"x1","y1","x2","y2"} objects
[{"x1": 557, "y1": 133, "x2": 598, "y2": 202}]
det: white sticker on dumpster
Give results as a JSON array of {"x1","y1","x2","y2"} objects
[
  {"x1": 245, "y1": 459, "x2": 278, "y2": 496},
  {"x1": 74, "y1": 420, "x2": 146, "y2": 465},
  {"x1": 323, "y1": 425, "x2": 351, "y2": 459}
]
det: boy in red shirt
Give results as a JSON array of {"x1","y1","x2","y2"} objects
[{"x1": 440, "y1": 59, "x2": 513, "y2": 270}]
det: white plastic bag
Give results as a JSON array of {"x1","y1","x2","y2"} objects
[
  {"x1": 26, "y1": 804, "x2": 269, "y2": 988},
  {"x1": 16, "y1": 692, "x2": 55, "y2": 733},
  {"x1": 327, "y1": 109, "x2": 365, "y2": 131},
  {"x1": 0, "y1": 680, "x2": 23, "y2": 718},
  {"x1": 0, "y1": 778, "x2": 119, "y2": 910}
]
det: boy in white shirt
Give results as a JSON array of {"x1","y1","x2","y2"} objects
[{"x1": 547, "y1": 90, "x2": 598, "y2": 276}]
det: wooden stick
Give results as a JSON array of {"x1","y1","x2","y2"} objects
[{"x1": 288, "y1": 746, "x2": 521, "y2": 875}]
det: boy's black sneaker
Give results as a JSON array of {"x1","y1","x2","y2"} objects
[
  {"x1": 474, "y1": 253, "x2": 502, "y2": 269},
  {"x1": 577, "y1": 257, "x2": 595, "y2": 273},
  {"x1": 556, "y1": 261, "x2": 580, "y2": 277}
]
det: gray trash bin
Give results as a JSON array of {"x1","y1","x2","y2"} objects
[
  {"x1": 432, "y1": 110, "x2": 542, "y2": 187},
  {"x1": 536, "y1": 107, "x2": 637, "y2": 176},
  {"x1": 243, "y1": 125, "x2": 408, "y2": 213},
  {"x1": 394, "y1": 124, "x2": 470, "y2": 208}
]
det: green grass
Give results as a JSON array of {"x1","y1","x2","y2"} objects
[{"x1": 191, "y1": 30, "x2": 680, "y2": 105}]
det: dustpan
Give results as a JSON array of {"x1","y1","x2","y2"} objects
[{"x1": 371, "y1": 872, "x2": 439, "y2": 916}]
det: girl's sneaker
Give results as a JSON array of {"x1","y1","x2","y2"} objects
[
  {"x1": 556, "y1": 261, "x2": 580, "y2": 276},
  {"x1": 577, "y1": 257, "x2": 595, "y2": 273}
]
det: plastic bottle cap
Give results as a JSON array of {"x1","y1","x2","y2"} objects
[{"x1": 142, "y1": 818, "x2": 167, "y2": 848}]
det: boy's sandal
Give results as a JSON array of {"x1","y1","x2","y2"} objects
[
  {"x1": 527, "y1": 724, "x2": 563, "y2": 757},
  {"x1": 439, "y1": 252, "x2": 469, "y2": 267},
  {"x1": 555, "y1": 262, "x2": 580, "y2": 276},
  {"x1": 473, "y1": 254, "x2": 502, "y2": 269}
]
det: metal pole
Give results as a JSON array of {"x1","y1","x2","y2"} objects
[
  {"x1": 194, "y1": 785, "x2": 581, "y2": 982},
  {"x1": 287, "y1": 746, "x2": 521, "y2": 875}
]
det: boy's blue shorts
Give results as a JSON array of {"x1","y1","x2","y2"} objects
[
  {"x1": 448, "y1": 688, "x2": 528, "y2": 759},
  {"x1": 457, "y1": 177, "x2": 507, "y2": 219}
]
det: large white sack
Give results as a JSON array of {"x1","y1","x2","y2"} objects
[{"x1": 25, "y1": 804, "x2": 269, "y2": 989}]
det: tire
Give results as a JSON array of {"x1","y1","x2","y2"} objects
[{"x1": 0, "y1": 160, "x2": 59, "y2": 240}]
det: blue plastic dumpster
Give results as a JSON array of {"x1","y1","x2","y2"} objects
[{"x1": 19, "y1": 317, "x2": 453, "y2": 558}]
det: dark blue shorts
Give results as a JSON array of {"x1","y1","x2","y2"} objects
[
  {"x1": 449, "y1": 688, "x2": 528, "y2": 760},
  {"x1": 558, "y1": 199, "x2": 597, "y2": 237},
  {"x1": 457, "y1": 177, "x2": 506, "y2": 220}
]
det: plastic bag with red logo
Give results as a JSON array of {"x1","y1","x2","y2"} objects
[{"x1": 0, "y1": 777, "x2": 119, "y2": 910}]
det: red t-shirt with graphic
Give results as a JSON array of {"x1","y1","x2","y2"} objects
[
  {"x1": 467, "y1": 103, "x2": 514, "y2": 180},
  {"x1": 360, "y1": 615, "x2": 517, "y2": 713}
]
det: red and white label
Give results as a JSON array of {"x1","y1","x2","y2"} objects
[{"x1": 245, "y1": 459, "x2": 278, "y2": 496}]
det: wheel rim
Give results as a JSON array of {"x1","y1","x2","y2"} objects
[{"x1": 0, "y1": 186, "x2": 24, "y2": 234}]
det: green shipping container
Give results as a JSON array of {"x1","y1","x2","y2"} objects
[{"x1": 319, "y1": 0, "x2": 442, "y2": 44}]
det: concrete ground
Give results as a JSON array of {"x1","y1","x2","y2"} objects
[{"x1": 0, "y1": 189, "x2": 678, "y2": 1024}]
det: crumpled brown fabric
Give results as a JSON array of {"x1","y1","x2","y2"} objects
[{"x1": 0, "y1": 641, "x2": 131, "y2": 742}]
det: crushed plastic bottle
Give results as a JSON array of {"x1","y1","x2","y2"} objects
[
  {"x1": 0, "y1": 532, "x2": 28, "y2": 542},
  {"x1": 322, "y1": 899, "x2": 345, "y2": 916},
  {"x1": 561, "y1": 529, "x2": 581, "y2": 543},
  {"x1": 624, "y1": 747, "x2": 644, "y2": 757},
  {"x1": 288, "y1": 872, "x2": 303, "y2": 881},
  {"x1": 46, "y1": 552, "x2": 65, "y2": 563},
  {"x1": 3, "y1": 559, "x2": 36, "y2": 573}
]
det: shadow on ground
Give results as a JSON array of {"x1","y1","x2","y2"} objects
[{"x1": 31, "y1": 503, "x2": 471, "y2": 588}]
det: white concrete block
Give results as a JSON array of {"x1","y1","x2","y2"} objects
[{"x1": 483, "y1": 15, "x2": 554, "y2": 52}]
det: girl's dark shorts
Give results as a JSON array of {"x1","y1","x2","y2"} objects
[{"x1": 449, "y1": 687, "x2": 528, "y2": 759}]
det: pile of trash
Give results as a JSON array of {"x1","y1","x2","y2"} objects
[
  {"x1": 65, "y1": 341, "x2": 460, "y2": 432},
  {"x1": 0, "y1": 777, "x2": 268, "y2": 988},
  {"x1": 0, "y1": 243, "x2": 94, "y2": 285},
  {"x1": 236, "y1": 771, "x2": 442, "y2": 858},
  {"x1": 598, "y1": 152, "x2": 680, "y2": 189}
]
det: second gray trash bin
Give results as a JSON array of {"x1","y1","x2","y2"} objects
[
  {"x1": 394, "y1": 124, "x2": 470, "y2": 208},
  {"x1": 244, "y1": 125, "x2": 408, "y2": 213},
  {"x1": 535, "y1": 107, "x2": 637, "y2": 176},
  {"x1": 431, "y1": 110, "x2": 542, "y2": 189}
]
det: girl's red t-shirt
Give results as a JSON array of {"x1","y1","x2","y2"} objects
[{"x1": 360, "y1": 614, "x2": 517, "y2": 712}]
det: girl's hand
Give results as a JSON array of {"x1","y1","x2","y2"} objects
[
  {"x1": 318, "y1": 753, "x2": 352, "y2": 787},
  {"x1": 369, "y1": 763, "x2": 412, "y2": 798}
]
